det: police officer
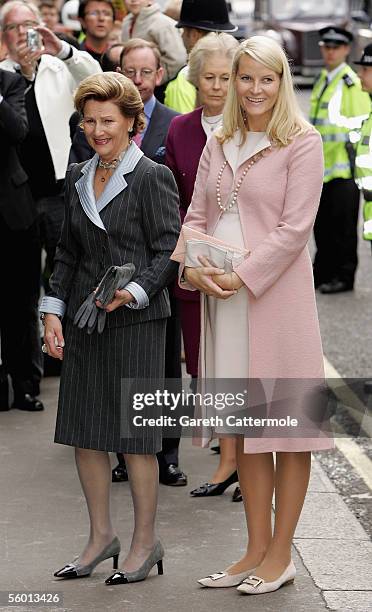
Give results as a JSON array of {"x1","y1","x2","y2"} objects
[
  {"x1": 354, "y1": 44, "x2": 372, "y2": 249},
  {"x1": 310, "y1": 27, "x2": 370, "y2": 293}
]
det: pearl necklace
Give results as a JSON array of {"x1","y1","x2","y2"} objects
[
  {"x1": 203, "y1": 114, "x2": 222, "y2": 126},
  {"x1": 216, "y1": 151, "x2": 266, "y2": 212}
]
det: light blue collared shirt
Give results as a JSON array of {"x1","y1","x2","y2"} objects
[{"x1": 141, "y1": 95, "x2": 157, "y2": 140}]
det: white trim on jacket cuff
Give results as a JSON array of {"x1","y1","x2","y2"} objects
[
  {"x1": 40, "y1": 296, "x2": 66, "y2": 317},
  {"x1": 124, "y1": 282, "x2": 149, "y2": 310}
]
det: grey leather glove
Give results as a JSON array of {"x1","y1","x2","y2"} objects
[
  {"x1": 95, "y1": 263, "x2": 136, "y2": 307},
  {"x1": 73, "y1": 263, "x2": 136, "y2": 334},
  {"x1": 73, "y1": 291, "x2": 97, "y2": 330}
]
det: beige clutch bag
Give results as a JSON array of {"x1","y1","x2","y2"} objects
[
  {"x1": 171, "y1": 226, "x2": 250, "y2": 273},
  {"x1": 185, "y1": 239, "x2": 247, "y2": 273}
]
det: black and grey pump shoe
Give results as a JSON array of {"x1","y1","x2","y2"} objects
[
  {"x1": 190, "y1": 471, "x2": 239, "y2": 497},
  {"x1": 105, "y1": 541, "x2": 164, "y2": 585},
  {"x1": 54, "y1": 536, "x2": 120, "y2": 579}
]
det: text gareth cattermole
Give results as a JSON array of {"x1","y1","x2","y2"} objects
[{"x1": 132, "y1": 389, "x2": 248, "y2": 411}]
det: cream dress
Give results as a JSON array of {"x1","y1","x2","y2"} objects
[{"x1": 205, "y1": 132, "x2": 266, "y2": 379}]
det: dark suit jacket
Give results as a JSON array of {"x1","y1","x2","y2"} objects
[
  {"x1": 141, "y1": 100, "x2": 179, "y2": 164},
  {"x1": 0, "y1": 69, "x2": 36, "y2": 230},
  {"x1": 49, "y1": 151, "x2": 181, "y2": 327},
  {"x1": 69, "y1": 100, "x2": 179, "y2": 165}
]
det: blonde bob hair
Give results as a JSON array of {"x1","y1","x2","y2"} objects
[
  {"x1": 74, "y1": 72, "x2": 145, "y2": 137},
  {"x1": 188, "y1": 32, "x2": 239, "y2": 89},
  {"x1": 218, "y1": 35, "x2": 311, "y2": 147}
]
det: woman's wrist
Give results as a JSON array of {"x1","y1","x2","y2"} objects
[{"x1": 40, "y1": 312, "x2": 62, "y2": 326}]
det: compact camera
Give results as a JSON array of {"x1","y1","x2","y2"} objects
[{"x1": 26, "y1": 28, "x2": 41, "y2": 52}]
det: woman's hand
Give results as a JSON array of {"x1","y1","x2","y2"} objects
[
  {"x1": 213, "y1": 271, "x2": 244, "y2": 291},
  {"x1": 184, "y1": 256, "x2": 236, "y2": 299},
  {"x1": 96, "y1": 289, "x2": 134, "y2": 312},
  {"x1": 44, "y1": 314, "x2": 64, "y2": 360}
]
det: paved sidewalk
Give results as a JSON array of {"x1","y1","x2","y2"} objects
[{"x1": 0, "y1": 377, "x2": 371, "y2": 612}]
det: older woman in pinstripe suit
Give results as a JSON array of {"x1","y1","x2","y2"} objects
[{"x1": 39, "y1": 72, "x2": 181, "y2": 585}]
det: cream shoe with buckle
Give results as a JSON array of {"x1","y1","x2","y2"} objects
[
  {"x1": 236, "y1": 560, "x2": 296, "y2": 595},
  {"x1": 198, "y1": 567, "x2": 255, "y2": 588}
]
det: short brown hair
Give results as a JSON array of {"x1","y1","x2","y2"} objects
[
  {"x1": 120, "y1": 38, "x2": 161, "y2": 70},
  {"x1": 74, "y1": 72, "x2": 145, "y2": 136},
  {"x1": 39, "y1": 0, "x2": 58, "y2": 11},
  {"x1": 78, "y1": 0, "x2": 115, "y2": 19}
]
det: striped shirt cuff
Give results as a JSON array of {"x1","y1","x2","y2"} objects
[
  {"x1": 40, "y1": 296, "x2": 66, "y2": 317},
  {"x1": 124, "y1": 282, "x2": 149, "y2": 310}
]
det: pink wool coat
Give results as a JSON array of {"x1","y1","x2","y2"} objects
[{"x1": 172, "y1": 128, "x2": 334, "y2": 452}]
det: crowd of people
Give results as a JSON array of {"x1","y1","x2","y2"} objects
[{"x1": 0, "y1": 0, "x2": 371, "y2": 600}]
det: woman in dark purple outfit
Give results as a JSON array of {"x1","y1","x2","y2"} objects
[{"x1": 165, "y1": 32, "x2": 240, "y2": 499}]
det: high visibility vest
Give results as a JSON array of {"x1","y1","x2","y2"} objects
[
  {"x1": 164, "y1": 66, "x2": 197, "y2": 114},
  {"x1": 355, "y1": 110, "x2": 372, "y2": 241},
  {"x1": 310, "y1": 65, "x2": 370, "y2": 183}
]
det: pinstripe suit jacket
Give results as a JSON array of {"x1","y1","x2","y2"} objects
[{"x1": 49, "y1": 143, "x2": 181, "y2": 327}]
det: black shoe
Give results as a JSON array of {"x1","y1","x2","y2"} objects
[
  {"x1": 159, "y1": 464, "x2": 187, "y2": 486},
  {"x1": 55, "y1": 537, "x2": 120, "y2": 579},
  {"x1": 112, "y1": 464, "x2": 128, "y2": 482},
  {"x1": 211, "y1": 445, "x2": 220, "y2": 454},
  {"x1": 319, "y1": 280, "x2": 353, "y2": 294},
  {"x1": 105, "y1": 541, "x2": 164, "y2": 585},
  {"x1": 232, "y1": 486, "x2": 243, "y2": 502},
  {"x1": 190, "y1": 471, "x2": 239, "y2": 497},
  {"x1": 12, "y1": 394, "x2": 44, "y2": 411}
]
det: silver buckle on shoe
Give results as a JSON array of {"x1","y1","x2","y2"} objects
[
  {"x1": 243, "y1": 575, "x2": 263, "y2": 588},
  {"x1": 208, "y1": 572, "x2": 227, "y2": 581}
]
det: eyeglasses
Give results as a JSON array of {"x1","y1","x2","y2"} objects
[
  {"x1": 3, "y1": 20, "x2": 39, "y2": 33},
  {"x1": 122, "y1": 68, "x2": 156, "y2": 79},
  {"x1": 84, "y1": 10, "x2": 113, "y2": 18}
]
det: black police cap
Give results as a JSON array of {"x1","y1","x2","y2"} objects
[
  {"x1": 354, "y1": 43, "x2": 372, "y2": 66},
  {"x1": 318, "y1": 26, "x2": 353, "y2": 47}
]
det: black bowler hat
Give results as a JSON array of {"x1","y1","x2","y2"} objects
[
  {"x1": 176, "y1": 0, "x2": 237, "y2": 33},
  {"x1": 318, "y1": 26, "x2": 353, "y2": 47},
  {"x1": 354, "y1": 43, "x2": 372, "y2": 66}
]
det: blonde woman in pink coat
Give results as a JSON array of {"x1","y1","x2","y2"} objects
[{"x1": 174, "y1": 36, "x2": 334, "y2": 596}]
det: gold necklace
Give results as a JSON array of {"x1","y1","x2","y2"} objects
[
  {"x1": 98, "y1": 167, "x2": 112, "y2": 183},
  {"x1": 98, "y1": 143, "x2": 131, "y2": 182}
]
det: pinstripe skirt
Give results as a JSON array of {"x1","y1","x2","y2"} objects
[{"x1": 54, "y1": 318, "x2": 166, "y2": 454}]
